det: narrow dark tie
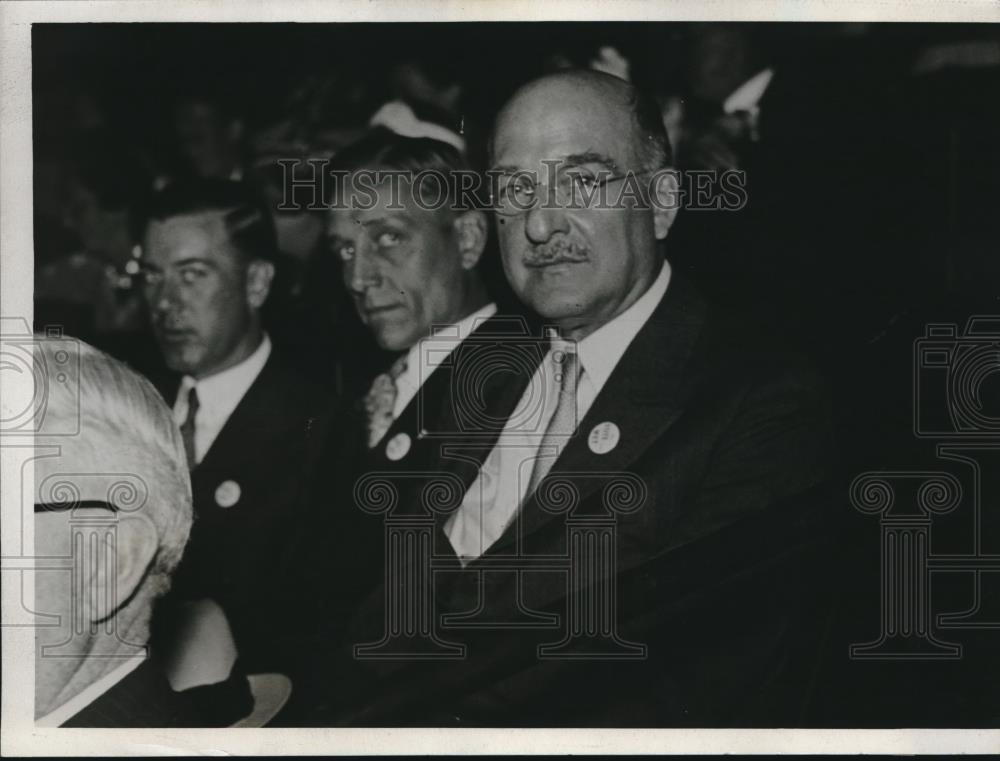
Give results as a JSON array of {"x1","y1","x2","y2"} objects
[{"x1": 180, "y1": 385, "x2": 200, "y2": 469}]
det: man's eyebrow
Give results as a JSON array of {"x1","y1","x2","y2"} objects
[
  {"x1": 358, "y1": 214, "x2": 413, "y2": 228},
  {"x1": 172, "y1": 257, "x2": 218, "y2": 268},
  {"x1": 562, "y1": 152, "x2": 620, "y2": 173},
  {"x1": 488, "y1": 155, "x2": 622, "y2": 174}
]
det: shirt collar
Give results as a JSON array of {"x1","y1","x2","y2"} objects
[
  {"x1": 573, "y1": 260, "x2": 671, "y2": 392},
  {"x1": 391, "y1": 303, "x2": 497, "y2": 419},
  {"x1": 180, "y1": 334, "x2": 272, "y2": 420},
  {"x1": 35, "y1": 652, "x2": 147, "y2": 727},
  {"x1": 404, "y1": 302, "x2": 498, "y2": 381}
]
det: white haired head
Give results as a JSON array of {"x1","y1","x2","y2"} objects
[{"x1": 33, "y1": 336, "x2": 193, "y2": 719}]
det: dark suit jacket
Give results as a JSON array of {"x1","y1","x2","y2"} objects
[
  {"x1": 290, "y1": 277, "x2": 838, "y2": 726},
  {"x1": 151, "y1": 351, "x2": 332, "y2": 671},
  {"x1": 281, "y1": 311, "x2": 545, "y2": 646}
]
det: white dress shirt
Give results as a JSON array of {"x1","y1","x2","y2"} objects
[
  {"x1": 172, "y1": 334, "x2": 272, "y2": 465},
  {"x1": 392, "y1": 302, "x2": 498, "y2": 420},
  {"x1": 445, "y1": 261, "x2": 672, "y2": 562},
  {"x1": 35, "y1": 653, "x2": 146, "y2": 726}
]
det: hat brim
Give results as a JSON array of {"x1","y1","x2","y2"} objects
[{"x1": 231, "y1": 673, "x2": 292, "y2": 727}]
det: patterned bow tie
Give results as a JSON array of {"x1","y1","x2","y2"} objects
[{"x1": 364, "y1": 353, "x2": 409, "y2": 449}]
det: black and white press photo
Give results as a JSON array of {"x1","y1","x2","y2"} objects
[{"x1": 2, "y1": 1, "x2": 999, "y2": 754}]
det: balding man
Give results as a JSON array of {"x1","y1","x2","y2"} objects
[{"x1": 303, "y1": 71, "x2": 836, "y2": 727}]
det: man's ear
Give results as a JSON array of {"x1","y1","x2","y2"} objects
[
  {"x1": 452, "y1": 210, "x2": 488, "y2": 270},
  {"x1": 650, "y1": 169, "x2": 681, "y2": 240},
  {"x1": 83, "y1": 511, "x2": 158, "y2": 624},
  {"x1": 246, "y1": 259, "x2": 275, "y2": 309}
]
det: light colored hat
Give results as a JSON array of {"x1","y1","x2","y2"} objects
[
  {"x1": 369, "y1": 99, "x2": 466, "y2": 154},
  {"x1": 231, "y1": 673, "x2": 293, "y2": 727}
]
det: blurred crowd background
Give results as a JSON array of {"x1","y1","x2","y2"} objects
[{"x1": 33, "y1": 21, "x2": 1000, "y2": 450}]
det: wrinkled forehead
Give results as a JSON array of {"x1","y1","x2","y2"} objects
[
  {"x1": 143, "y1": 211, "x2": 233, "y2": 261},
  {"x1": 492, "y1": 79, "x2": 636, "y2": 172},
  {"x1": 326, "y1": 171, "x2": 448, "y2": 232}
]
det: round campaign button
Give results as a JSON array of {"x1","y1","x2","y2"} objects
[
  {"x1": 385, "y1": 432, "x2": 412, "y2": 461},
  {"x1": 588, "y1": 421, "x2": 621, "y2": 455},
  {"x1": 215, "y1": 480, "x2": 241, "y2": 509}
]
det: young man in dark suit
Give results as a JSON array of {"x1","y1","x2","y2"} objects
[
  {"x1": 299, "y1": 71, "x2": 838, "y2": 727},
  {"x1": 139, "y1": 179, "x2": 330, "y2": 670}
]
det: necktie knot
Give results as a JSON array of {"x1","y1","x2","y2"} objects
[
  {"x1": 390, "y1": 353, "x2": 409, "y2": 380},
  {"x1": 186, "y1": 384, "x2": 200, "y2": 416},
  {"x1": 551, "y1": 344, "x2": 579, "y2": 390}
]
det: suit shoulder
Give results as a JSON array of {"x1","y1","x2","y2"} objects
[
  {"x1": 698, "y1": 299, "x2": 828, "y2": 393},
  {"x1": 257, "y1": 352, "x2": 337, "y2": 414}
]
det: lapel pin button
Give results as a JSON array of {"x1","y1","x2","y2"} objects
[
  {"x1": 215, "y1": 480, "x2": 241, "y2": 508},
  {"x1": 386, "y1": 432, "x2": 412, "y2": 461},
  {"x1": 588, "y1": 422, "x2": 620, "y2": 455}
]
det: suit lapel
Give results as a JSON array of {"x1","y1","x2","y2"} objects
[
  {"x1": 431, "y1": 315, "x2": 548, "y2": 503},
  {"x1": 361, "y1": 349, "x2": 450, "y2": 474},
  {"x1": 362, "y1": 313, "x2": 547, "y2": 519},
  {"x1": 195, "y1": 356, "x2": 281, "y2": 475},
  {"x1": 486, "y1": 275, "x2": 709, "y2": 554}
]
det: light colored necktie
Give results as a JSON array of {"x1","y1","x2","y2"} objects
[
  {"x1": 526, "y1": 347, "x2": 582, "y2": 497},
  {"x1": 364, "y1": 354, "x2": 409, "y2": 448}
]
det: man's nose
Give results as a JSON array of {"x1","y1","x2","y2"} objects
[
  {"x1": 523, "y1": 203, "x2": 570, "y2": 244},
  {"x1": 151, "y1": 276, "x2": 181, "y2": 314},
  {"x1": 346, "y1": 247, "x2": 382, "y2": 294}
]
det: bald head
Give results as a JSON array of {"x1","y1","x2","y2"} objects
[{"x1": 492, "y1": 69, "x2": 670, "y2": 173}]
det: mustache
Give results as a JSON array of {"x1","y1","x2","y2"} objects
[
  {"x1": 153, "y1": 312, "x2": 190, "y2": 331},
  {"x1": 523, "y1": 238, "x2": 590, "y2": 267}
]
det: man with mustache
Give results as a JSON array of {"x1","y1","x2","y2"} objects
[
  {"x1": 139, "y1": 178, "x2": 329, "y2": 672},
  {"x1": 301, "y1": 71, "x2": 837, "y2": 727}
]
